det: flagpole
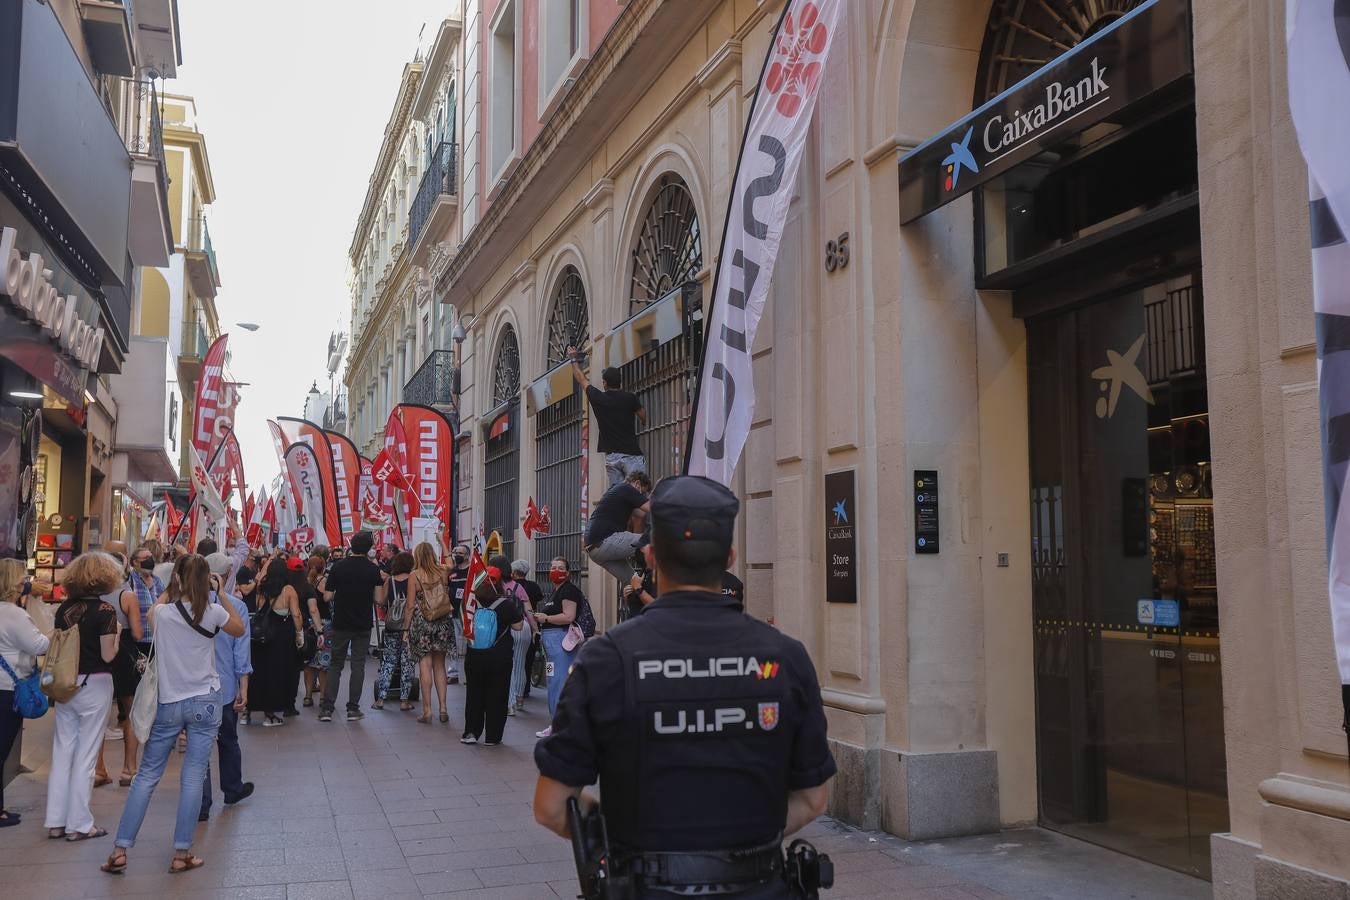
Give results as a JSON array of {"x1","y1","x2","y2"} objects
[{"x1": 680, "y1": 0, "x2": 794, "y2": 476}]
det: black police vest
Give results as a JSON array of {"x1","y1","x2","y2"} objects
[{"x1": 599, "y1": 601, "x2": 800, "y2": 852}]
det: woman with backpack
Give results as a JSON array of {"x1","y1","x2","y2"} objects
[
  {"x1": 44, "y1": 551, "x2": 124, "y2": 841},
  {"x1": 498, "y1": 557, "x2": 534, "y2": 717},
  {"x1": 407, "y1": 543, "x2": 456, "y2": 723},
  {"x1": 373, "y1": 551, "x2": 415, "y2": 712},
  {"x1": 532, "y1": 556, "x2": 590, "y2": 738},
  {"x1": 460, "y1": 568, "x2": 524, "y2": 746},
  {"x1": 100, "y1": 554, "x2": 245, "y2": 876},
  {"x1": 0, "y1": 558, "x2": 50, "y2": 827},
  {"x1": 247, "y1": 559, "x2": 305, "y2": 727}
]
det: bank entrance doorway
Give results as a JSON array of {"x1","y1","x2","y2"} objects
[{"x1": 1025, "y1": 273, "x2": 1227, "y2": 878}]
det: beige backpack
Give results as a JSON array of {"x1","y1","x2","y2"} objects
[
  {"x1": 41, "y1": 610, "x2": 84, "y2": 703},
  {"x1": 417, "y1": 577, "x2": 452, "y2": 622}
]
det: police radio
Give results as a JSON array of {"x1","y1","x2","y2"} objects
[{"x1": 784, "y1": 839, "x2": 834, "y2": 900}]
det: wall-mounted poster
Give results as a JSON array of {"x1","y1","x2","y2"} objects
[{"x1": 825, "y1": 470, "x2": 858, "y2": 604}]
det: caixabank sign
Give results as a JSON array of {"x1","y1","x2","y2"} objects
[{"x1": 897, "y1": 0, "x2": 1192, "y2": 224}]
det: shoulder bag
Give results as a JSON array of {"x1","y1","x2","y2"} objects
[
  {"x1": 129, "y1": 643, "x2": 158, "y2": 743},
  {"x1": 0, "y1": 654, "x2": 48, "y2": 719}
]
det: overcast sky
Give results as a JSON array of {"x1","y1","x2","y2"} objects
[{"x1": 172, "y1": 0, "x2": 448, "y2": 499}]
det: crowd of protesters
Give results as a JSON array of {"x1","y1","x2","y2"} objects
[{"x1": 0, "y1": 525, "x2": 604, "y2": 874}]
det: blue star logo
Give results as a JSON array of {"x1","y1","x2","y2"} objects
[
  {"x1": 941, "y1": 126, "x2": 979, "y2": 192},
  {"x1": 832, "y1": 500, "x2": 848, "y2": 525}
]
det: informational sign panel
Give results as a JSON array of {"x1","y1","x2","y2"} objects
[
  {"x1": 914, "y1": 470, "x2": 939, "y2": 554},
  {"x1": 824, "y1": 469, "x2": 857, "y2": 604}
]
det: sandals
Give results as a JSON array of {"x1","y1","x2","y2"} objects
[
  {"x1": 302, "y1": 696, "x2": 314, "y2": 708},
  {"x1": 439, "y1": 711, "x2": 448, "y2": 723},
  {"x1": 119, "y1": 772, "x2": 135, "y2": 787},
  {"x1": 416, "y1": 712, "x2": 431, "y2": 724},
  {"x1": 48, "y1": 827, "x2": 67, "y2": 839},
  {"x1": 399, "y1": 701, "x2": 414, "y2": 711},
  {"x1": 101, "y1": 850, "x2": 127, "y2": 874},
  {"x1": 67, "y1": 826, "x2": 108, "y2": 842},
  {"x1": 169, "y1": 853, "x2": 205, "y2": 874},
  {"x1": 371, "y1": 700, "x2": 384, "y2": 710},
  {"x1": 0, "y1": 810, "x2": 19, "y2": 828},
  {"x1": 93, "y1": 774, "x2": 112, "y2": 788}
]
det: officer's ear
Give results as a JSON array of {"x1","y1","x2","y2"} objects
[
  {"x1": 641, "y1": 545, "x2": 655, "y2": 570},
  {"x1": 726, "y1": 546, "x2": 737, "y2": 570}
]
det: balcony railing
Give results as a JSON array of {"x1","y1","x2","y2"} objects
[
  {"x1": 126, "y1": 80, "x2": 168, "y2": 193},
  {"x1": 409, "y1": 142, "x2": 458, "y2": 250},
  {"x1": 187, "y1": 215, "x2": 220, "y2": 283},
  {"x1": 181, "y1": 320, "x2": 209, "y2": 358},
  {"x1": 323, "y1": 394, "x2": 349, "y2": 431},
  {"x1": 403, "y1": 350, "x2": 457, "y2": 409}
]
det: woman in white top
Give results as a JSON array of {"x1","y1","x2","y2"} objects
[
  {"x1": 101, "y1": 554, "x2": 244, "y2": 876},
  {"x1": 0, "y1": 558, "x2": 50, "y2": 826}
]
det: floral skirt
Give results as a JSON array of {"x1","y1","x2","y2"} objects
[
  {"x1": 408, "y1": 611, "x2": 458, "y2": 662},
  {"x1": 308, "y1": 619, "x2": 333, "y2": 670}
]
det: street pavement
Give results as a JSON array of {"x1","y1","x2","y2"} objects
[{"x1": 0, "y1": 658, "x2": 1209, "y2": 899}]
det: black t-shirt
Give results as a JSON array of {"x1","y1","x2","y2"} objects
[
  {"x1": 56, "y1": 596, "x2": 118, "y2": 675},
  {"x1": 586, "y1": 385, "x2": 642, "y2": 455},
  {"x1": 236, "y1": 566, "x2": 257, "y2": 597},
  {"x1": 468, "y1": 592, "x2": 523, "y2": 659},
  {"x1": 539, "y1": 580, "x2": 585, "y2": 630},
  {"x1": 326, "y1": 556, "x2": 384, "y2": 632},
  {"x1": 519, "y1": 578, "x2": 544, "y2": 616},
  {"x1": 720, "y1": 572, "x2": 745, "y2": 611},
  {"x1": 448, "y1": 566, "x2": 469, "y2": 617},
  {"x1": 584, "y1": 483, "x2": 647, "y2": 546}
]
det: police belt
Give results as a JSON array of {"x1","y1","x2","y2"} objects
[{"x1": 614, "y1": 839, "x2": 784, "y2": 893}]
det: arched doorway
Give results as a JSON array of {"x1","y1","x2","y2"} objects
[
  {"x1": 618, "y1": 174, "x2": 704, "y2": 481},
  {"x1": 484, "y1": 325, "x2": 521, "y2": 560},
  {"x1": 930, "y1": 0, "x2": 1226, "y2": 879},
  {"x1": 534, "y1": 266, "x2": 589, "y2": 589}
]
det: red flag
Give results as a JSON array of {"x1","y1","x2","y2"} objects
[
  {"x1": 164, "y1": 492, "x2": 182, "y2": 534},
  {"x1": 372, "y1": 447, "x2": 416, "y2": 494},
  {"x1": 244, "y1": 492, "x2": 256, "y2": 532},
  {"x1": 262, "y1": 496, "x2": 277, "y2": 537},
  {"x1": 461, "y1": 546, "x2": 488, "y2": 642},
  {"x1": 382, "y1": 411, "x2": 414, "y2": 548},
  {"x1": 191, "y1": 335, "x2": 230, "y2": 466},
  {"x1": 522, "y1": 497, "x2": 544, "y2": 539},
  {"x1": 325, "y1": 429, "x2": 362, "y2": 542},
  {"x1": 400, "y1": 404, "x2": 455, "y2": 549},
  {"x1": 279, "y1": 417, "x2": 343, "y2": 548},
  {"x1": 208, "y1": 428, "x2": 244, "y2": 501}
]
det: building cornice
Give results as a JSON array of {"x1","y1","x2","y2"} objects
[
  {"x1": 435, "y1": 0, "x2": 722, "y2": 306},
  {"x1": 349, "y1": 61, "x2": 425, "y2": 262},
  {"x1": 162, "y1": 125, "x2": 217, "y2": 205},
  {"x1": 412, "y1": 17, "x2": 463, "y2": 121}
]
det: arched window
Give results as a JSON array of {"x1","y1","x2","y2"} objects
[
  {"x1": 535, "y1": 266, "x2": 589, "y2": 590},
  {"x1": 617, "y1": 174, "x2": 705, "y2": 481},
  {"x1": 484, "y1": 325, "x2": 521, "y2": 559},
  {"x1": 976, "y1": 0, "x2": 1147, "y2": 101},
  {"x1": 628, "y1": 174, "x2": 702, "y2": 314}
]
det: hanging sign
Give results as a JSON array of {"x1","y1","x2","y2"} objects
[{"x1": 897, "y1": 0, "x2": 1192, "y2": 223}]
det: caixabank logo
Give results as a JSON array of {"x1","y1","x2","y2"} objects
[{"x1": 941, "y1": 127, "x2": 979, "y2": 192}]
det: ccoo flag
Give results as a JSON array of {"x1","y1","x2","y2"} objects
[
  {"x1": 685, "y1": 0, "x2": 844, "y2": 485},
  {"x1": 191, "y1": 335, "x2": 229, "y2": 466},
  {"x1": 1287, "y1": 0, "x2": 1350, "y2": 751}
]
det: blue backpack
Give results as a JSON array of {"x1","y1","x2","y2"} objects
[
  {"x1": 470, "y1": 597, "x2": 507, "y2": 650},
  {"x1": 0, "y1": 653, "x2": 49, "y2": 719}
]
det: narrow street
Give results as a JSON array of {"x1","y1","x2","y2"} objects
[{"x1": 0, "y1": 661, "x2": 1205, "y2": 900}]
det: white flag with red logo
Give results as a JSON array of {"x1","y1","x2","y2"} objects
[
  {"x1": 191, "y1": 335, "x2": 229, "y2": 466},
  {"x1": 687, "y1": 0, "x2": 844, "y2": 485}
]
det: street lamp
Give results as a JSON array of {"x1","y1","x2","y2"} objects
[{"x1": 235, "y1": 322, "x2": 261, "y2": 331}]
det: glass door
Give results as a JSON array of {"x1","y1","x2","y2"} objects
[{"x1": 1028, "y1": 271, "x2": 1227, "y2": 878}]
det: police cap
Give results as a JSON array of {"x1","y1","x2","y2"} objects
[{"x1": 649, "y1": 475, "x2": 740, "y2": 551}]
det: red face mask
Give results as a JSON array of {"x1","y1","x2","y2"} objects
[{"x1": 549, "y1": 570, "x2": 568, "y2": 585}]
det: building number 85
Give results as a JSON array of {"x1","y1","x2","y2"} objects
[{"x1": 825, "y1": 232, "x2": 850, "y2": 273}]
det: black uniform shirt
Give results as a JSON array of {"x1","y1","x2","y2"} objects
[
  {"x1": 535, "y1": 590, "x2": 836, "y2": 852},
  {"x1": 720, "y1": 571, "x2": 745, "y2": 611}
]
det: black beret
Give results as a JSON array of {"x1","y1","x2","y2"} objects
[{"x1": 650, "y1": 476, "x2": 739, "y2": 545}]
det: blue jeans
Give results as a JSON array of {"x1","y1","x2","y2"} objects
[
  {"x1": 604, "y1": 452, "x2": 646, "y2": 488},
  {"x1": 541, "y1": 627, "x2": 580, "y2": 718},
  {"x1": 200, "y1": 704, "x2": 243, "y2": 815},
  {"x1": 115, "y1": 690, "x2": 221, "y2": 850}
]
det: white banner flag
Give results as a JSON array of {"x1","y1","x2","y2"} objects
[
  {"x1": 1286, "y1": 0, "x2": 1350, "y2": 742},
  {"x1": 687, "y1": 0, "x2": 844, "y2": 485},
  {"x1": 284, "y1": 442, "x2": 328, "y2": 537},
  {"x1": 188, "y1": 454, "x2": 228, "y2": 526}
]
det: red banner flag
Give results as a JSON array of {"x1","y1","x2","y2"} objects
[
  {"x1": 400, "y1": 404, "x2": 456, "y2": 551},
  {"x1": 461, "y1": 546, "x2": 488, "y2": 642},
  {"x1": 164, "y1": 492, "x2": 182, "y2": 538},
  {"x1": 325, "y1": 429, "x2": 363, "y2": 542},
  {"x1": 371, "y1": 447, "x2": 416, "y2": 495},
  {"x1": 279, "y1": 417, "x2": 343, "y2": 548},
  {"x1": 382, "y1": 411, "x2": 414, "y2": 548},
  {"x1": 191, "y1": 334, "x2": 229, "y2": 466},
  {"x1": 522, "y1": 497, "x2": 551, "y2": 539},
  {"x1": 207, "y1": 428, "x2": 244, "y2": 502}
]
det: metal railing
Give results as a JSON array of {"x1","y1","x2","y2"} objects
[
  {"x1": 181, "y1": 320, "x2": 209, "y2": 358},
  {"x1": 323, "y1": 394, "x2": 349, "y2": 431},
  {"x1": 534, "y1": 390, "x2": 587, "y2": 598},
  {"x1": 402, "y1": 349, "x2": 457, "y2": 408},
  {"x1": 187, "y1": 216, "x2": 220, "y2": 282},
  {"x1": 409, "y1": 141, "x2": 458, "y2": 249},
  {"x1": 126, "y1": 80, "x2": 168, "y2": 194},
  {"x1": 484, "y1": 404, "x2": 520, "y2": 563}
]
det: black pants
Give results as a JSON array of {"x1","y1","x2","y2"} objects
[
  {"x1": 201, "y1": 704, "x2": 243, "y2": 815},
  {"x1": 322, "y1": 629, "x2": 370, "y2": 714},
  {"x1": 0, "y1": 689, "x2": 18, "y2": 811},
  {"x1": 463, "y1": 647, "x2": 512, "y2": 742},
  {"x1": 523, "y1": 636, "x2": 539, "y2": 694}
]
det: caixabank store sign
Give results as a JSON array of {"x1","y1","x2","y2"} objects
[{"x1": 897, "y1": 0, "x2": 1193, "y2": 224}]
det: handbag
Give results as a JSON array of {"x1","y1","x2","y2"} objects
[
  {"x1": 250, "y1": 606, "x2": 271, "y2": 645},
  {"x1": 130, "y1": 643, "x2": 158, "y2": 743},
  {"x1": 417, "y1": 578, "x2": 452, "y2": 622},
  {"x1": 0, "y1": 654, "x2": 48, "y2": 719}
]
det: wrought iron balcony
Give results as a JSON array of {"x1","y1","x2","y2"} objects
[
  {"x1": 409, "y1": 141, "x2": 457, "y2": 251},
  {"x1": 323, "y1": 394, "x2": 349, "y2": 431},
  {"x1": 403, "y1": 350, "x2": 457, "y2": 410},
  {"x1": 181, "y1": 320, "x2": 209, "y2": 359},
  {"x1": 126, "y1": 80, "x2": 168, "y2": 192},
  {"x1": 185, "y1": 215, "x2": 220, "y2": 297}
]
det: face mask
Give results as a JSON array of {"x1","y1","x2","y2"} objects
[
  {"x1": 139, "y1": 558, "x2": 155, "y2": 571},
  {"x1": 453, "y1": 554, "x2": 466, "y2": 564},
  {"x1": 549, "y1": 570, "x2": 568, "y2": 585}
]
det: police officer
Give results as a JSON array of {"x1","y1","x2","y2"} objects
[{"x1": 533, "y1": 475, "x2": 836, "y2": 899}]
